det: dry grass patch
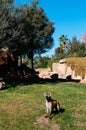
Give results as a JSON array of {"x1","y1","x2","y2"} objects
[
  {"x1": 66, "y1": 57, "x2": 86, "y2": 78},
  {"x1": 34, "y1": 115, "x2": 60, "y2": 130}
]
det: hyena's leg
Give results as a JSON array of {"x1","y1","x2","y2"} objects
[
  {"x1": 57, "y1": 102, "x2": 60, "y2": 112},
  {"x1": 50, "y1": 105, "x2": 54, "y2": 115},
  {"x1": 45, "y1": 107, "x2": 49, "y2": 118},
  {"x1": 46, "y1": 107, "x2": 49, "y2": 114}
]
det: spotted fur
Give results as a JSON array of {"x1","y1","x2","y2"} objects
[{"x1": 44, "y1": 92, "x2": 60, "y2": 115}]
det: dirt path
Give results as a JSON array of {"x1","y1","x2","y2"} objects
[{"x1": 34, "y1": 115, "x2": 60, "y2": 130}]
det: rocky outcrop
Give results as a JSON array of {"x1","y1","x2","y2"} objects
[
  {"x1": 36, "y1": 59, "x2": 86, "y2": 83},
  {"x1": 36, "y1": 68, "x2": 51, "y2": 79},
  {"x1": 52, "y1": 59, "x2": 82, "y2": 80},
  {"x1": 52, "y1": 62, "x2": 67, "y2": 79}
]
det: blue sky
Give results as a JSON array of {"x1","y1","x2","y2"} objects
[{"x1": 14, "y1": 0, "x2": 86, "y2": 56}]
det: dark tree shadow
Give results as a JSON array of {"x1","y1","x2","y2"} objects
[
  {"x1": 50, "y1": 73, "x2": 80, "y2": 83},
  {"x1": 0, "y1": 70, "x2": 81, "y2": 90}
]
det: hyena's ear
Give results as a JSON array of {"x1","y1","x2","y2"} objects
[
  {"x1": 44, "y1": 92, "x2": 49, "y2": 97},
  {"x1": 48, "y1": 92, "x2": 51, "y2": 96}
]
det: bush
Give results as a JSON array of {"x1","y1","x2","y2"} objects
[{"x1": 66, "y1": 57, "x2": 86, "y2": 79}]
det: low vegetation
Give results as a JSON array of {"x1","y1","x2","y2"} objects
[
  {"x1": 66, "y1": 57, "x2": 86, "y2": 78},
  {"x1": 0, "y1": 82, "x2": 86, "y2": 130}
]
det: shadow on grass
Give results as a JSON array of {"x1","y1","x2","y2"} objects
[
  {"x1": 0, "y1": 73, "x2": 80, "y2": 90},
  {"x1": 45, "y1": 108, "x2": 65, "y2": 119}
]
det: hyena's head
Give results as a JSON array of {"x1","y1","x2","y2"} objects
[{"x1": 44, "y1": 92, "x2": 52, "y2": 101}]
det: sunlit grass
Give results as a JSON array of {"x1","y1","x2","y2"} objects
[{"x1": 0, "y1": 83, "x2": 86, "y2": 130}]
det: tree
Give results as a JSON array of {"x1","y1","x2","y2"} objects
[
  {"x1": 0, "y1": 0, "x2": 19, "y2": 49},
  {"x1": 34, "y1": 56, "x2": 50, "y2": 68},
  {"x1": 55, "y1": 35, "x2": 68, "y2": 60},
  {"x1": 0, "y1": 0, "x2": 54, "y2": 71},
  {"x1": 55, "y1": 47, "x2": 66, "y2": 60},
  {"x1": 68, "y1": 36, "x2": 86, "y2": 57},
  {"x1": 78, "y1": 42, "x2": 86, "y2": 57},
  {"x1": 19, "y1": 1, "x2": 55, "y2": 70},
  {"x1": 67, "y1": 36, "x2": 79, "y2": 57},
  {"x1": 0, "y1": 0, "x2": 11, "y2": 50},
  {"x1": 59, "y1": 34, "x2": 68, "y2": 53}
]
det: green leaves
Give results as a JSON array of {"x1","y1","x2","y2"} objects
[{"x1": 0, "y1": 0, "x2": 54, "y2": 69}]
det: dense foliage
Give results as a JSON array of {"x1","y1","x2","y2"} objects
[
  {"x1": 0, "y1": 0, "x2": 86, "y2": 79},
  {"x1": 35, "y1": 36, "x2": 86, "y2": 76},
  {"x1": 0, "y1": 0, "x2": 54, "y2": 70},
  {"x1": 55, "y1": 36, "x2": 86, "y2": 60}
]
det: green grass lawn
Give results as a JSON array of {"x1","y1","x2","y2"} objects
[{"x1": 0, "y1": 82, "x2": 86, "y2": 130}]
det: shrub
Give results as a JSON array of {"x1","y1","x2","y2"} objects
[{"x1": 66, "y1": 57, "x2": 86, "y2": 79}]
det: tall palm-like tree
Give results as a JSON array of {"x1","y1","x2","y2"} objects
[{"x1": 59, "y1": 35, "x2": 68, "y2": 53}]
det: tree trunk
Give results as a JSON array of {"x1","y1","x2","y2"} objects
[
  {"x1": 31, "y1": 53, "x2": 34, "y2": 71},
  {"x1": 20, "y1": 55, "x2": 22, "y2": 66}
]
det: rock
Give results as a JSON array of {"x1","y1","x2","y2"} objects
[
  {"x1": 59, "y1": 59, "x2": 66, "y2": 64},
  {"x1": 52, "y1": 62, "x2": 67, "y2": 78},
  {"x1": 0, "y1": 81, "x2": 5, "y2": 90},
  {"x1": 36, "y1": 68, "x2": 51, "y2": 79}
]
